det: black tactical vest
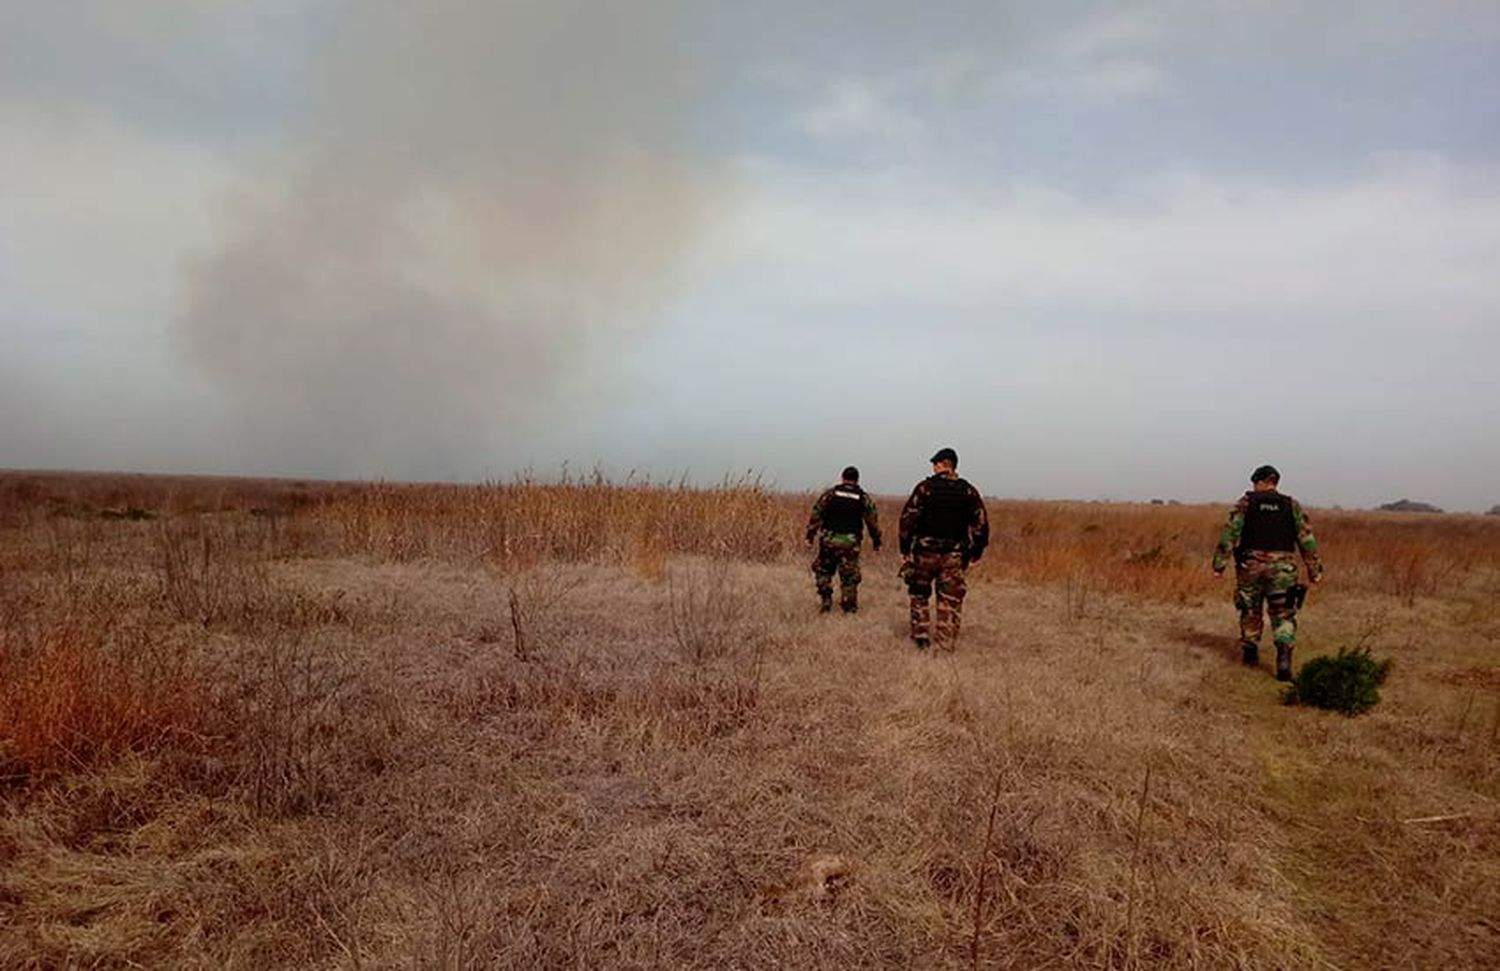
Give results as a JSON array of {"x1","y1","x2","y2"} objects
[
  {"x1": 1237, "y1": 491, "x2": 1297, "y2": 553},
  {"x1": 915, "y1": 475, "x2": 974, "y2": 544},
  {"x1": 821, "y1": 485, "x2": 867, "y2": 535}
]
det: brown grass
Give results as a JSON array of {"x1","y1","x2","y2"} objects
[
  {"x1": 0, "y1": 556, "x2": 205, "y2": 784},
  {"x1": 1, "y1": 471, "x2": 1498, "y2": 968},
  {"x1": 0, "y1": 618, "x2": 203, "y2": 783}
]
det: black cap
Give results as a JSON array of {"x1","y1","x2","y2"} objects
[
  {"x1": 841, "y1": 466, "x2": 859, "y2": 482},
  {"x1": 1251, "y1": 464, "x2": 1280, "y2": 483},
  {"x1": 930, "y1": 447, "x2": 958, "y2": 466}
]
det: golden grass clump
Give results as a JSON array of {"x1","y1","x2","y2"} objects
[
  {"x1": 0, "y1": 601, "x2": 203, "y2": 783},
  {"x1": 317, "y1": 474, "x2": 793, "y2": 565}
]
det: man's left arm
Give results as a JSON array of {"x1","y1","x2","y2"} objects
[
  {"x1": 864, "y1": 495, "x2": 883, "y2": 550},
  {"x1": 1293, "y1": 500, "x2": 1324, "y2": 581},
  {"x1": 967, "y1": 487, "x2": 990, "y2": 562}
]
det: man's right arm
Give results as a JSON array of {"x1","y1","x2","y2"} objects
[
  {"x1": 1292, "y1": 499, "x2": 1324, "y2": 581},
  {"x1": 1211, "y1": 497, "x2": 1249, "y2": 573},
  {"x1": 898, "y1": 484, "x2": 924, "y2": 556},
  {"x1": 806, "y1": 491, "x2": 826, "y2": 544}
]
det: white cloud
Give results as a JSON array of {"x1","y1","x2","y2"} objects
[
  {"x1": 792, "y1": 78, "x2": 922, "y2": 140},
  {"x1": 1004, "y1": 56, "x2": 1169, "y2": 103},
  {"x1": 622, "y1": 152, "x2": 1500, "y2": 508},
  {"x1": 708, "y1": 156, "x2": 1500, "y2": 333},
  {"x1": 1008, "y1": 3, "x2": 1175, "y2": 103},
  {"x1": 1072, "y1": 58, "x2": 1169, "y2": 100},
  {"x1": 778, "y1": 5, "x2": 1175, "y2": 126},
  {"x1": 1051, "y1": 4, "x2": 1169, "y2": 61}
]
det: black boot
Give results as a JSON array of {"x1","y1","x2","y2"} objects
[
  {"x1": 840, "y1": 591, "x2": 858, "y2": 614},
  {"x1": 819, "y1": 592, "x2": 833, "y2": 613},
  {"x1": 1240, "y1": 641, "x2": 1259, "y2": 667},
  {"x1": 1276, "y1": 645, "x2": 1294, "y2": 682},
  {"x1": 913, "y1": 636, "x2": 929, "y2": 651}
]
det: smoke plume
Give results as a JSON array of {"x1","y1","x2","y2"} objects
[{"x1": 175, "y1": 1, "x2": 712, "y2": 477}]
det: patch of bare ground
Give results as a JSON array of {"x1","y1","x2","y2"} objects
[{"x1": 2, "y1": 473, "x2": 1497, "y2": 967}]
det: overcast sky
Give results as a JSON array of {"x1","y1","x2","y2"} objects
[{"x1": 3, "y1": 1, "x2": 1499, "y2": 509}]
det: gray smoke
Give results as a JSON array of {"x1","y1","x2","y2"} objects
[{"x1": 175, "y1": 1, "x2": 712, "y2": 477}]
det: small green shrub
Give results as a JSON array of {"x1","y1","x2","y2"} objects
[{"x1": 1283, "y1": 647, "x2": 1392, "y2": 716}]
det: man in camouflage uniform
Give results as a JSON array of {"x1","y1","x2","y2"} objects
[
  {"x1": 899, "y1": 448, "x2": 989, "y2": 650},
  {"x1": 1212, "y1": 465, "x2": 1324, "y2": 681},
  {"x1": 806, "y1": 466, "x2": 882, "y2": 613}
]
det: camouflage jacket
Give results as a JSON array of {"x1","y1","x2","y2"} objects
[
  {"x1": 898, "y1": 472, "x2": 989, "y2": 559},
  {"x1": 1212, "y1": 491, "x2": 1323, "y2": 578},
  {"x1": 806, "y1": 483, "x2": 882, "y2": 548}
]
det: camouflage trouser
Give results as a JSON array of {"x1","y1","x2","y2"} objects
[
  {"x1": 906, "y1": 550, "x2": 967, "y2": 646},
  {"x1": 1235, "y1": 556, "x2": 1300, "y2": 649},
  {"x1": 812, "y1": 541, "x2": 861, "y2": 607}
]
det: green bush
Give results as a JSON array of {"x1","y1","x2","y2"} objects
[{"x1": 1283, "y1": 647, "x2": 1392, "y2": 716}]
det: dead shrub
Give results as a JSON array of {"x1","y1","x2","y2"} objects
[
  {"x1": 206, "y1": 633, "x2": 373, "y2": 817},
  {"x1": 152, "y1": 515, "x2": 278, "y2": 628},
  {"x1": 667, "y1": 559, "x2": 747, "y2": 663},
  {"x1": 499, "y1": 565, "x2": 584, "y2": 663}
]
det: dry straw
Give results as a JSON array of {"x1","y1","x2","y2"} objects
[{"x1": 2, "y1": 472, "x2": 1497, "y2": 968}]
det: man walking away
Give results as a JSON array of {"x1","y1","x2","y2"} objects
[
  {"x1": 806, "y1": 466, "x2": 882, "y2": 613},
  {"x1": 899, "y1": 448, "x2": 989, "y2": 651},
  {"x1": 1213, "y1": 465, "x2": 1324, "y2": 681}
]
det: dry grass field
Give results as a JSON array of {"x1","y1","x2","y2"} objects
[{"x1": 2, "y1": 471, "x2": 1497, "y2": 968}]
